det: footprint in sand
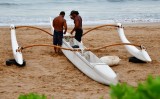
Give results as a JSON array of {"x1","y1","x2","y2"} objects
[{"x1": 127, "y1": 70, "x2": 136, "y2": 74}]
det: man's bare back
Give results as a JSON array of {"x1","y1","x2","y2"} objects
[{"x1": 53, "y1": 16, "x2": 67, "y2": 33}]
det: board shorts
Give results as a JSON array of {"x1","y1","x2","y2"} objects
[
  {"x1": 75, "y1": 29, "x2": 83, "y2": 42},
  {"x1": 53, "y1": 30, "x2": 63, "y2": 46}
]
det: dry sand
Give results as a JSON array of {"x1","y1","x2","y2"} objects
[{"x1": 0, "y1": 23, "x2": 160, "y2": 99}]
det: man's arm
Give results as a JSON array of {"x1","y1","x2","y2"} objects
[
  {"x1": 63, "y1": 20, "x2": 67, "y2": 34},
  {"x1": 70, "y1": 27, "x2": 75, "y2": 34},
  {"x1": 52, "y1": 19, "x2": 55, "y2": 28}
]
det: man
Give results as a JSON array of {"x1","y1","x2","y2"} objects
[
  {"x1": 70, "y1": 10, "x2": 83, "y2": 42},
  {"x1": 53, "y1": 11, "x2": 67, "y2": 53}
]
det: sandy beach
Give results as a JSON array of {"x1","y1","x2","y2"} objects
[{"x1": 0, "y1": 23, "x2": 160, "y2": 99}]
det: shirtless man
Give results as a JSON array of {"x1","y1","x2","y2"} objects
[
  {"x1": 53, "y1": 11, "x2": 67, "y2": 53},
  {"x1": 70, "y1": 10, "x2": 83, "y2": 42}
]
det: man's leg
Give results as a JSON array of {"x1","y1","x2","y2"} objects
[
  {"x1": 57, "y1": 32, "x2": 63, "y2": 53},
  {"x1": 53, "y1": 31, "x2": 58, "y2": 53},
  {"x1": 54, "y1": 47, "x2": 57, "y2": 53}
]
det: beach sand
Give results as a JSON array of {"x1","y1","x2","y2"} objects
[{"x1": 0, "y1": 23, "x2": 160, "y2": 99}]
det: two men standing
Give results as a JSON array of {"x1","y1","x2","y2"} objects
[{"x1": 52, "y1": 10, "x2": 83, "y2": 53}]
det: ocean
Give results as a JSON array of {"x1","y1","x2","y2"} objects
[{"x1": 0, "y1": 0, "x2": 160, "y2": 26}]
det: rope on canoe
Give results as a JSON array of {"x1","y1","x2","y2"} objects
[
  {"x1": 15, "y1": 26, "x2": 53, "y2": 36},
  {"x1": 82, "y1": 24, "x2": 119, "y2": 36},
  {"x1": 16, "y1": 43, "x2": 143, "y2": 52}
]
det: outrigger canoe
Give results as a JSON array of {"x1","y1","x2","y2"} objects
[
  {"x1": 50, "y1": 18, "x2": 118, "y2": 85},
  {"x1": 9, "y1": 19, "x2": 151, "y2": 85}
]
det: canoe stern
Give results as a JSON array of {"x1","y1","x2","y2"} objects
[
  {"x1": 141, "y1": 49, "x2": 152, "y2": 62},
  {"x1": 94, "y1": 64, "x2": 118, "y2": 85}
]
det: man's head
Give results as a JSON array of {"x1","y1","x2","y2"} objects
[
  {"x1": 70, "y1": 10, "x2": 79, "y2": 19},
  {"x1": 60, "y1": 11, "x2": 65, "y2": 17},
  {"x1": 74, "y1": 11, "x2": 79, "y2": 15}
]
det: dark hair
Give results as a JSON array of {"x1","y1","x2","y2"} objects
[
  {"x1": 70, "y1": 10, "x2": 75, "y2": 15},
  {"x1": 60, "y1": 11, "x2": 65, "y2": 15},
  {"x1": 74, "y1": 11, "x2": 79, "y2": 15},
  {"x1": 70, "y1": 10, "x2": 79, "y2": 15}
]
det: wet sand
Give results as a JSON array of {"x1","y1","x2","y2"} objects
[{"x1": 0, "y1": 23, "x2": 160, "y2": 99}]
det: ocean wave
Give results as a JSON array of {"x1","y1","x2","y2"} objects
[
  {"x1": 106, "y1": 0, "x2": 160, "y2": 2},
  {"x1": 0, "y1": 2, "x2": 34, "y2": 6},
  {"x1": 0, "y1": 3, "x2": 19, "y2": 6},
  {"x1": 0, "y1": 2, "x2": 47, "y2": 6},
  {"x1": 0, "y1": 17, "x2": 160, "y2": 26}
]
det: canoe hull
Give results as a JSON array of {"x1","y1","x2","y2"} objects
[{"x1": 62, "y1": 39, "x2": 118, "y2": 85}]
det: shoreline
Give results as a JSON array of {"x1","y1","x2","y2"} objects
[{"x1": 1, "y1": 22, "x2": 160, "y2": 29}]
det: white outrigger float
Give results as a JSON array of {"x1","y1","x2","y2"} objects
[
  {"x1": 10, "y1": 25, "x2": 24, "y2": 65},
  {"x1": 9, "y1": 19, "x2": 151, "y2": 85},
  {"x1": 117, "y1": 23, "x2": 151, "y2": 62}
]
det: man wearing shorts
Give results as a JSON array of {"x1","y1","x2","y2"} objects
[
  {"x1": 53, "y1": 11, "x2": 67, "y2": 53},
  {"x1": 70, "y1": 10, "x2": 83, "y2": 42}
]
